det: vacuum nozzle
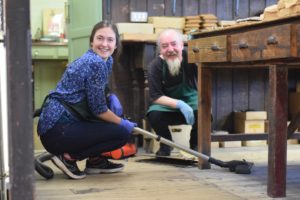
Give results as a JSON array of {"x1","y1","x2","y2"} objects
[
  {"x1": 227, "y1": 159, "x2": 254, "y2": 174},
  {"x1": 208, "y1": 158, "x2": 254, "y2": 174}
]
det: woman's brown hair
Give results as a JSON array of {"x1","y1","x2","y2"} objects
[{"x1": 89, "y1": 20, "x2": 122, "y2": 60}]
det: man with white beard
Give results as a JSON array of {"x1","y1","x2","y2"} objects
[{"x1": 146, "y1": 29, "x2": 198, "y2": 156}]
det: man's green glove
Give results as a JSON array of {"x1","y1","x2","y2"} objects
[{"x1": 176, "y1": 100, "x2": 195, "y2": 125}]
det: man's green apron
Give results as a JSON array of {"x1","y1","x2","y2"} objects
[{"x1": 147, "y1": 61, "x2": 198, "y2": 114}]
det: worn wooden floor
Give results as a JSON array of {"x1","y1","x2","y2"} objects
[{"x1": 35, "y1": 145, "x2": 300, "y2": 200}]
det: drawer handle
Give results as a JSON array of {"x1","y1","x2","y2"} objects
[
  {"x1": 211, "y1": 44, "x2": 220, "y2": 51},
  {"x1": 192, "y1": 47, "x2": 200, "y2": 53},
  {"x1": 239, "y1": 42, "x2": 248, "y2": 49},
  {"x1": 267, "y1": 36, "x2": 278, "y2": 45}
]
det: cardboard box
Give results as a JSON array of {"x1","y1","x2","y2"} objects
[
  {"x1": 213, "y1": 131, "x2": 241, "y2": 148},
  {"x1": 219, "y1": 141, "x2": 242, "y2": 148},
  {"x1": 116, "y1": 23, "x2": 154, "y2": 34},
  {"x1": 211, "y1": 142, "x2": 220, "y2": 148},
  {"x1": 154, "y1": 28, "x2": 183, "y2": 35},
  {"x1": 287, "y1": 139, "x2": 299, "y2": 145},
  {"x1": 120, "y1": 33, "x2": 157, "y2": 42},
  {"x1": 242, "y1": 140, "x2": 267, "y2": 147},
  {"x1": 287, "y1": 120, "x2": 299, "y2": 144},
  {"x1": 234, "y1": 111, "x2": 267, "y2": 120},
  {"x1": 234, "y1": 119, "x2": 266, "y2": 133},
  {"x1": 148, "y1": 17, "x2": 185, "y2": 29}
]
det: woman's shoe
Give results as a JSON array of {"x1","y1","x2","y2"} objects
[
  {"x1": 51, "y1": 155, "x2": 86, "y2": 179},
  {"x1": 84, "y1": 157, "x2": 124, "y2": 174}
]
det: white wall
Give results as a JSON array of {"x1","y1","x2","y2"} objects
[{"x1": 30, "y1": 0, "x2": 67, "y2": 39}]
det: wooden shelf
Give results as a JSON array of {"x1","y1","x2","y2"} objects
[{"x1": 211, "y1": 133, "x2": 300, "y2": 142}]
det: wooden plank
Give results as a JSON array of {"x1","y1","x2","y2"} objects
[
  {"x1": 164, "y1": 0, "x2": 183, "y2": 16},
  {"x1": 267, "y1": 65, "x2": 288, "y2": 197},
  {"x1": 147, "y1": 0, "x2": 165, "y2": 16},
  {"x1": 249, "y1": 0, "x2": 265, "y2": 16},
  {"x1": 249, "y1": 69, "x2": 265, "y2": 111},
  {"x1": 211, "y1": 69, "x2": 218, "y2": 130},
  {"x1": 106, "y1": 0, "x2": 276, "y2": 23},
  {"x1": 199, "y1": 0, "x2": 217, "y2": 16},
  {"x1": 102, "y1": 0, "x2": 111, "y2": 21},
  {"x1": 288, "y1": 69, "x2": 298, "y2": 92},
  {"x1": 110, "y1": 0, "x2": 130, "y2": 22},
  {"x1": 126, "y1": 44, "x2": 145, "y2": 126},
  {"x1": 112, "y1": 43, "x2": 136, "y2": 121},
  {"x1": 37, "y1": 156, "x2": 255, "y2": 200},
  {"x1": 198, "y1": 64, "x2": 212, "y2": 169},
  {"x1": 215, "y1": 69, "x2": 233, "y2": 131},
  {"x1": 212, "y1": 133, "x2": 267, "y2": 141},
  {"x1": 129, "y1": 0, "x2": 147, "y2": 11},
  {"x1": 232, "y1": 69, "x2": 249, "y2": 112},
  {"x1": 36, "y1": 146, "x2": 300, "y2": 200},
  {"x1": 212, "y1": 133, "x2": 300, "y2": 141},
  {"x1": 182, "y1": 0, "x2": 199, "y2": 16},
  {"x1": 233, "y1": 0, "x2": 249, "y2": 19},
  {"x1": 217, "y1": 0, "x2": 233, "y2": 20}
]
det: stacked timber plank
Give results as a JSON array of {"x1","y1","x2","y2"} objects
[
  {"x1": 200, "y1": 14, "x2": 219, "y2": 30},
  {"x1": 184, "y1": 14, "x2": 219, "y2": 34},
  {"x1": 184, "y1": 15, "x2": 201, "y2": 34},
  {"x1": 262, "y1": 0, "x2": 300, "y2": 21}
]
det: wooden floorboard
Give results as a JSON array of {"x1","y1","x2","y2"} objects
[{"x1": 35, "y1": 145, "x2": 300, "y2": 200}]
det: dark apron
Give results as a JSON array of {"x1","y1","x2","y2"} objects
[
  {"x1": 42, "y1": 94, "x2": 99, "y2": 122},
  {"x1": 58, "y1": 98, "x2": 99, "y2": 121},
  {"x1": 147, "y1": 61, "x2": 198, "y2": 114}
]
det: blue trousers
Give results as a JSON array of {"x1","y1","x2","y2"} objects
[{"x1": 40, "y1": 120, "x2": 131, "y2": 160}]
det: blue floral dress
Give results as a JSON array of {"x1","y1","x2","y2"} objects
[{"x1": 37, "y1": 49, "x2": 113, "y2": 135}]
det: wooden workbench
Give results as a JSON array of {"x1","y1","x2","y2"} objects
[{"x1": 188, "y1": 14, "x2": 300, "y2": 198}]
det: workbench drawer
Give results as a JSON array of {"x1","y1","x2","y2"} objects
[
  {"x1": 32, "y1": 45, "x2": 68, "y2": 60},
  {"x1": 231, "y1": 24, "x2": 296, "y2": 62},
  {"x1": 32, "y1": 46, "x2": 56, "y2": 59},
  {"x1": 188, "y1": 35, "x2": 229, "y2": 63}
]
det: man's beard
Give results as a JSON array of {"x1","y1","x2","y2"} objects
[{"x1": 166, "y1": 58, "x2": 181, "y2": 76}]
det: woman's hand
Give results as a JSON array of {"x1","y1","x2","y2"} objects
[{"x1": 120, "y1": 119, "x2": 137, "y2": 133}]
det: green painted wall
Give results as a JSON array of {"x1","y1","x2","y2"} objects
[{"x1": 67, "y1": 0, "x2": 102, "y2": 62}]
